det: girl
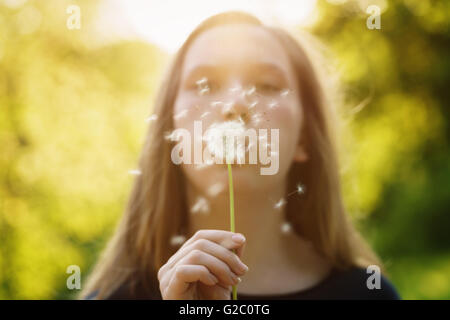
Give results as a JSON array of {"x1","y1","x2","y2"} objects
[{"x1": 80, "y1": 11, "x2": 400, "y2": 300}]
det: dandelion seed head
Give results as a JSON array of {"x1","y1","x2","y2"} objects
[
  {"x1": 170, "y1": 235, "x2": 186, "y2": 246},
  {"x1": 204, "y1": 120, "x2": 247, "y2": 164}
]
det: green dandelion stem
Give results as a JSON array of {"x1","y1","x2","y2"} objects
[{"x1": 227, "y1": 163, "x2": 237, "y2": 300}]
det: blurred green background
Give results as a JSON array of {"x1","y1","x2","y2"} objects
[{"x1": 0, "y1": 0, "x2": 449, "y2": 299}]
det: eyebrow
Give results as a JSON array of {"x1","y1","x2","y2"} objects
[{"x1": 182, "y1": 62, "x2": 290, "y2": 84}]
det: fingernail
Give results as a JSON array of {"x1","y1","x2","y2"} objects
[
  {"x1": 232, "y1": 234, "x2": 245, "y2": 243},
  {"x1": 237, "y1": 277, "x2": 242, "y2": 283}
]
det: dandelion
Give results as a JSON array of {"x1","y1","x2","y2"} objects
[
  {"x1": 190, "y1": 196, "x2": 210, "y2": 215},
  {"x1": 203, "y1": 119, "x2": 247, "y2": 300},
  {"x1": 145, "y1": 114, "x2": 158, "y2": 122},
  {"x1": 280, "y1": 221, "x2": 292, "y2": 234},
  {"x1": 170, "y1": 235, "x2": 187, "y2": 246},
  {"x1": 203, "y1": 120, "x2": 247, "y2": 164},
  {"x1": 274, "y1": 198, "x2": 287, "y2": 210},
  {"x1": 128, "y1": 169, "x2": 142, "y2": 176}
]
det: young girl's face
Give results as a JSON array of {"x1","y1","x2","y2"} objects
[{"x1": 173, "y1": 24, "x2": 307, "y2": 194}]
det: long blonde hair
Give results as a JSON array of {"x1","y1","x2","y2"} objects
[{"x1": 80, "y1": 11, "x2": 383, "y2": 299}]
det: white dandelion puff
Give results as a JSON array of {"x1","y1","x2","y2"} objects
[
  {"x1": 128, "y1": 169, "x2": 141, "y2": 176},
  {"x1": 145, "y1": 114, "x2": 158, "y2": 122},
  {"x1": 170, "y1": 235, "x2": 186, "y2": 246},
  {"x1": 203, "y1": 120, "x2": 247, "y2": 164},
  {"x1": 280, "y1": 222, "x2": 292, "y2": 234},
  {"x1": 274, "y1": 198, "x2": 287, "y2": 210},
  {"x1": 190, "y1": 196, "x2": 210, "y2": 214}
]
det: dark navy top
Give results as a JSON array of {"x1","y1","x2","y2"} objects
[{"x1": 85, "y1": 266, "x2": 401, "y2": 300}]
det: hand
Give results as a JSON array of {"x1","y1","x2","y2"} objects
[{"x1": 158, "y1": 229, "x2": 248, "y2": 299}]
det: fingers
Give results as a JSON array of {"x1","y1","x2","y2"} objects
[
  {"x1": 163, "y1": 249, "x2": 239, "y2": 287},
  {"x1": 165, "y1": 238, "x2": 248, "y2": 277},
  {"x1": 182, "y1": 229, "x2": 245, "y2": 252},
  {"x1": 163, "y1": 265, "x2": 218, "y2": 299},
  {"x1": 160, "y1": 229, "x2": 247, "y2": 277}
]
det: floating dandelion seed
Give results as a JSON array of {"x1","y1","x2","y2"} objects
[
  {"x1": 248, "y1": 100, "x2": 258, "y2": 109},
  {"x1": 196, "y1": 77, "x2": 210, "y2": 96},
  {"x1": 287, "y1": 183, "x2": 306, "y2": 197},
  {"x1": 274, "y1": 198, "x2": 287, "y2": 210},
  {"x1": 173, "y1": 109, "x2": 188, "y2": 120},
  {"x1": 207, "y1": 183, "x2": 225, "y2": 197},
  {"x1": 196, "y1": 77, "x2": 208, "y2": 87},
  {"x1": 210, "y1": 101, "x2": 223, "y2": 108},
  {"x1": 229, "y1": 85, "x2": 242, "y2": 93},
  {"x1": 164, "y1": 130, "x2": 182, "y2": 142},
  {"x1": 190, "y1": 196, "x2": 210, "y2": 214},
  {"x1": 128, "y1": 169, "x2": 141, "y2": 176},
  {"x1": 245, "y1": 85, "x2": 256, "y2": 97},
  {"x1": 170, "y1": 235, "x2": 186, "y2": 246},
  {"x1": 200, "y1": 111, "x2": 210, "y2": 118},
  {"x1": 268, "y1": 100, "x2": 278, "y2": 109},
  {"x1": 280, "y1": 222, "x2": 292, "y2": 234},
  {"x1": 250, "y1": 112, "x2": 263, "y2": 125},
  {"x1": 199, "y1": 87, "x2": 210, "y2": 96},
  {"x1": 280, "y1": 89, "x2": 290, "y2": 97},
  {"x1": 145, "y1": 114, "x2": 158, "y2": 122}
]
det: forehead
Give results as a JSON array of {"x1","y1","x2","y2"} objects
[{"x1": 181, "y1": 24, "x2": 293, "y2": 80}]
